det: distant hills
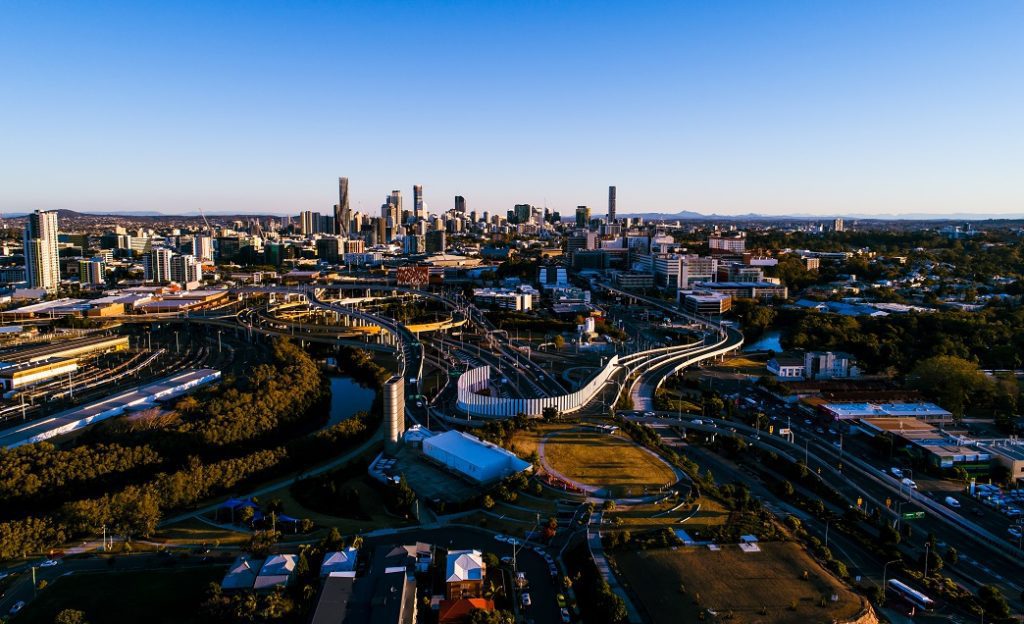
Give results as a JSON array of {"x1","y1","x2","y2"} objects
[{"x1": 618, "y1": 210, "x2": 1024, "y2": 222}]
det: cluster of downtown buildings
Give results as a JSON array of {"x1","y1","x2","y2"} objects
[{"x1": 5, "y1": 178, "x2": 810, "y2": 316}]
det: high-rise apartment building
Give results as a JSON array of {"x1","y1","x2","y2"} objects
[
  {"x1": 170, "y1": 254, "x2": 202, "y2": 285},
  {"x1": 608, "y1": 186, "x2": 617, "y2": 222},
  {"x1": 833, "y1": 218, "x2": 844, "y2": 232},
  {"x1": 191, "y1": 235, "x2": 214, "y2": 262},
  {"x1": 78, "y1": 257, "x2": 106, "y2": 286},
  {"x1": 145, "y1": 247, "x2": 174, "y2": 282},
  {"x1": 24, "y1": 210, "x2": 61, "y2": 291},
  {"x1": 455, "y1": 195, "x2": 466, "y2": 214},
  {"x1": 336, "y1": 177, "x2": 351, "y2": 235}
]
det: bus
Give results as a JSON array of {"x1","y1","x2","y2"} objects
[{"x1": 888, "y1": 579, "x2": 934, "y2": 611}]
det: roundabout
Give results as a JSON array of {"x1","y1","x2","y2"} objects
[{"x1": 536, "y1": 425, "x2": 683, "y2": 500}]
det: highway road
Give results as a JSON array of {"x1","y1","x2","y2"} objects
[{"x1": 623, "y1": 409, "x2": 1024, "y2": 614}]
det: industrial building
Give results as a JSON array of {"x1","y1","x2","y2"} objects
[
  {"x1": 820, "y1": 401, "x2": 953, "y2": 423},
  {"x1": 421, "y1": 430, "x2": 531, "y2": 484},
  {"x1": 0, "y1": 335, "x2": 129, "y2": 365},
  {"x1": 0, "y1": 357, "x2": 78, "y2": 392}
]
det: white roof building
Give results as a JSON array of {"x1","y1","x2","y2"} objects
[
  {"x1": 445, "y1": 550, "x2": 485, "y2": 583},
  {"x1": 422, "y1": 430, "x2": 531, "y2": 484}
]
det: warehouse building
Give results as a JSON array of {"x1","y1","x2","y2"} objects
[
  {"x1": 0, "y1": 357, "x2": 78, "y2": 391},
  {"x1": 422, "y1": 430, "x2": 531, "y2": 484}
]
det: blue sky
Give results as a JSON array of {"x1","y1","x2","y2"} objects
[{"x1": 1, "y1": 1, "x2": 1022, "y2": 217}]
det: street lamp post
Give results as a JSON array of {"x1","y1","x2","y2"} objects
[{"x1": 881, "y1": 559, "x2": 901, "y2": 599}]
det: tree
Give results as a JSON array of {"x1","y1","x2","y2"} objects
[
  {"x1": 945, "y1": 546, "x2": 958, "y2": 566},
  {"x1": 542, "y1": 406, "x2": 560, "y2": 421},
  {"x1": 482, "y1": 495, "x2": 496, "y2": 510},
  {"x1": 977, "y1": 584, "x2": 1010, "y2": 619},
  {"x1": 55, "y1": 610, "x2": 89, "y2": 624},
  {"x1": 907, "y1": 356, "x2": 993, "y2": 419},
  {"x1": 553, "y1": 335, "x2": 565, "y2": 349}
]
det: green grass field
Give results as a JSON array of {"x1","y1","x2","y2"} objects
[
  {"x1": 15, "y1": 567, "x2": 226, "y2": 624},
  {"x1": 614, "y1": 542, "x2": 864, "y2": 624},
  {"x1": 541, "y1": 429, "x2": 677, "y2": 497}
]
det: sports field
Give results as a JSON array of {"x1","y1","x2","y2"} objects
[
  {"x1": 540, "y1": 429, "x2": 678, "y2": 497},
  {"x1": 614, "y1": 542, "x2": 864, "y2": 624}
]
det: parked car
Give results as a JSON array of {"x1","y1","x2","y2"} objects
[
  {"x1": 560, "y1": 607, "x2": 572, "y2": 623},
  {"x1": 521, "y1": 593, "x2": 532, "y2": 607},
  {"x1": 10, "y1": 602, "x2": 25, "y2": 615}
]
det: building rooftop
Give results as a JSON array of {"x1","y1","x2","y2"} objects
[
  {"x1": 221, "y1": 555, "x2": 262, "y2": 590},
  {"x1": 445, "y1": 550, "x2": 484, "y2": 583}
]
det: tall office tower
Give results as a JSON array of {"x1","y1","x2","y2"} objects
[
  {"x1": 455, "y1": 195, "x2": 466, "y2": 214},
  {"x1": 144, "y1": 247, "x2": 174, "y2": 282},
  {"x1": 413, "y1": 184, "x2": 424, "y2": 220},
  {"x1": 78, "y1": 257, "x2": 106, "y2": 286},
  {"x1": 191, "y1": 235, "x2": 214, "y2": 262},
  {"x1": 170, "y1": 254, "x2": 202, "y2": 285},
  {"x1": 390, "y1": 190, "x2": 402, "y2": 216},
  {"x1": 24, "y1": 210, "x2": 60, "y2": 291},
  {"x1": 336, "y1": 177, "x2": 351, "y2": 235},
  {"x1": 833, "y1": 218, "x2": 844, "y2": 232},
  {"x1": 608, "y1": 186, "x2": 617, "y2": 222},
  {"x1": 300, "y1": 210, "x2": 320, "y2": 235},
  {"x1": 575, "y1": 205, "x2": 591, "y2": 228}
]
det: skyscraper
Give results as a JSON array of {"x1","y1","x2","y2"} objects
[
  {"x1": 575, "y1": 206, "x2": 591, "y2": 228},
  {"x1": 608, "y1": 186, "x2": 617, "y2": 222},
  {"x1": 24, "y1": 210, "x2": 60, "y2": 291},
  {"x1": 455, "y1": 195, "x2": 466, "y2": 214},
  {"x1": 413, "y1": 184, "x2": 424, "y2": 220},
  {"x1": 336, "y1": 177, "x2": 350, "y2": 235}
]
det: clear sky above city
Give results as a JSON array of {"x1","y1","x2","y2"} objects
[{"x1": 1, "y1": 1, "x2": 1022, "y2": 217}]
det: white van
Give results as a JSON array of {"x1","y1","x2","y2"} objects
[
  {"x1": 901, "y1": 478, "x2": 918, "y2": 490},
  {"x1": 945, "y1": 496, "x2": 960, "y2": 508}
]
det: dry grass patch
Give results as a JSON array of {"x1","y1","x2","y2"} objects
[
  {"x1": 614, "y1": 542, "x2": 863, "y2": 624},
  {"x1": 542, "y1": 429, "x2": 677, "y2": 497}
]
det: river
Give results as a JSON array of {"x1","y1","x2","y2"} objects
[
  {"x1": 743, "y1": 330, "x2": 783, "y2": 353},
  {"x1": 326, "y1": 376, "x2": 376, "y2": 427}
]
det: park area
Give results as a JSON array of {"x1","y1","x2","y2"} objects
[
  {"x1": 537, "y1": 427, "x2": 679, "y2": 498},
  {"x1": 14, "y1": 567, "x2": 225, "y2": 624},
  {"x1": 614, "y1": 542, "x2": 865, "y2": 624}
]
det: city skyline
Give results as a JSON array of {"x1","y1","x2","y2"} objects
[{"x1": 2, "y1": 2, "x2": 1023, "y2": 217}]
